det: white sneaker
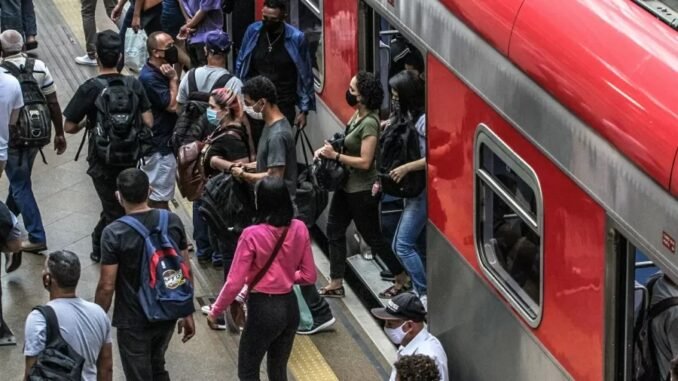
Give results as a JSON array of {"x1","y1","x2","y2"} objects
[
  {"x1": 201, "y1": 304, "x2": 212, "y2": 315},
  {"x1": 75, "y1": 55, "x2": 97, "y2": 66}
]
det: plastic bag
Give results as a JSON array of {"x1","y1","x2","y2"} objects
[
  {"x1": 294, "y1": 285, "x2": 313, "y2": 331},
  {"x1": 124, "y1": 29, "x2": 148, "y2": 72}
]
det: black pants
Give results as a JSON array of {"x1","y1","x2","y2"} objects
[
  {"x1": 117, "y1": 321, "x2": 177, "y2": 381},
  {"x1": 327, "y1": 189, "x2": 404, "y2": 280},
  {"x1": 299, "y1": 284, "x2": 333, "y2": 325},
  {"x1": 90, "y1": 173, "x2": 125, "y2": 258},
  {"x1": 239, "y1": 292, "x2": 298, "y2": 381},
  {"x1": 207, "y1": 225, "x2": 238, "y2": 279}
]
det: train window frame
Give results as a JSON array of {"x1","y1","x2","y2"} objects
[
  {"x1": 288, "y1": 0, "x2": 324, "y2": 92},
  {"x1": 474, "y1": 124, "x2": 544, "y2": 327}
]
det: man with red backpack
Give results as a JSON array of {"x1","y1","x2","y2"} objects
[{"x1": 94, "y1": 168, "x2": 195, "y2": 380}]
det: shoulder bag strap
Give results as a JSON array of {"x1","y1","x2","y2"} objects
[
  {"x1": 33, "y1": 305, "x2": 61, "y2": 346},
  {"x1": 188, "y1": 69, "x2": 198, "y2": 94},
  {"x1": 211, "y1": 72, "x2": 234, "y2": 91},
  {"x1": 0, "y1": 60, "x2": 20, "y2": 77},
  {"x1": 248, "y1": 228, "x2": 289, "y2": 291}
]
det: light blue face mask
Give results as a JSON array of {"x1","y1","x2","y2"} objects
[{"x1": 206, "y1": 108, "x2": 220, "y2": 125}]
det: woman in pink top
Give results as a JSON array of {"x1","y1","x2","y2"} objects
[{"x1": 207, "y1": 176, "x2": 316, "y2": 381}]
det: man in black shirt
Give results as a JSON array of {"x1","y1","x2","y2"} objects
[
  {"x1": 63, "y1": 30, "x2": 153, "y2": 263},
  {"x1": 235, "y1": 0, "x2": 315, "y2": 129},
  {"x1": 95, "y1": 168, "x2": 195, "y2": 380}
]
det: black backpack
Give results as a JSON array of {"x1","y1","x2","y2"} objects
[
  {"x1": 633, "y1": 274, "x2": 678, "y2": 381},
  {"x1": 27, "y1": 305, "x2": 85, "y2": 381},
  {"x1": 198, "y1": 172, "x2": 255, "y2": 235},
  {"x1": 75, "y1": 76, "x2": 146, "y2": 167},
  {"x1": 171, "y1": 70, "x2": 233, "y2": 153},
  {"x1": 377, "y1": 116, "x2": 425, "y2": 198},
  {"x1": 1, "y1": 59, "x2": 51, "y2": 150}
]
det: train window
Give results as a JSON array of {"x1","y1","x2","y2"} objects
[
  {"x1": 288, "y1": 0, "x2": 324, "y2": 90},
  {"x1": 475, "y1": 125, "x2": 543, "y2": 326}
]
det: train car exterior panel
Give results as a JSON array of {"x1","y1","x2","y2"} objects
[
  {"x1": 428, "y1": 56, "x2": 607, "y2": 380},
  {"x1": 437, "y1": 0, "x2": 524, "y2": 54},
  {"x1": 427, "y1": 222, "x2": 571, "y2": 381},
  {"x1": 509, "y1": 0, "x2": 678, "y2": 189}
]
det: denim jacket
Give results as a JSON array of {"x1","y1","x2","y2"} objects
[{"x1": 235, "y1": 22, "x2": 316, "y2": 112}]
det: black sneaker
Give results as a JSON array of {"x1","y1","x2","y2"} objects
[
  {"x1": 90, "y1": 252, "x2": 101, "y2": 263},
  {"x1": 297, "y1": 317, "x2": 336, "y2": 335},
  {"x1": 4, "y1": 252, "x2": 21, "y2": 273}
]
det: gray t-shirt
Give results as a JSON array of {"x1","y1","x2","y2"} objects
[
  {"x1": 24, "y1": 298, "x2": 112, "y2": 381},
  {"x1": 650, "y1": 276, "x2": 678, "y2": 379},
  {"x1": 256, "y1": 118, "x2": 297, "y2": 198},
  {"x1": 177, "y1": 66, "x2": 243, "y2": 104}
]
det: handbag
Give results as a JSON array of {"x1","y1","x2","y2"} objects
[
  {"x1": 296, "y1": 128, "x2": 328, "y2": 226},
  {"x1": 312, "y1": 132, "x2": 348, "y2": 191},
  {"x1": 124, "y1": 29, "x2": 148, "y2": 72},
  {"x1": 229, "y1": 228, "x2": 289, "y2": 329}
]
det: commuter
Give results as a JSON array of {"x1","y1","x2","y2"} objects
[
  {"x1": 0, "y1": 202, "x2": 23, "y2": 345},
  {"x1": 95, "y1": 168, "x2": 195, "y2": 380},
  {"x1": 235, "y1": 0, "x2": 315, "y2": 128},
  {"x1": 394, "y1": 354, "x2": 441, "y2": 381},
  {"x1": 316, "y1": 71, "x2": 408, "y2": 299},
  {"x1": 0, "y1": 30, "x2": 67, "y2": 254},
  {"x1": 76, "y1": 0, "x2": 117, "y2": 66},
  {"x1": 63, "y1": 30, "x2": 153, "y2": 262},
  {"x1": 650, "y1": 274, "x2": 678, "y2": 379},
  {"x1": 0, "y1": 58, "x2": 23, "y2": 177},
  {"x1": 138, "y1": 31, "x2": 180, "y2": 210},
  {"x1": 24, "y1": 250, "x2": 113, "y2": 381},
  {"x1": 110, "y1": 0, "x2": 164, "y2": 71},
  {"x1": 371, "y1": 292, "x2": 448, "y2": 381},
  {"x1": 177, "y1": 30, "x2": 243, "y2": 110},
  {"x1": 207, "y1": 176, "x2": 316, "y2": 380},
  {"x1": 161, "y1": 0, "x2": 191, "y2": 72},
  {"x1": 177, "y1": 0, "x2": 224, "y2": 68},
  {"x1": 219, "y1": 78, "x2": 335, "y2": 335},
  {"x1": 387, "y1": 70, "x2": 428, "y2": 307}
]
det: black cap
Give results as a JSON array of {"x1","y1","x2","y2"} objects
[
  {"x1": 371, "y1": 292, "x2": 426, "y2": 322},
  {"x1": 96, "y1": 30, "x2": 122, "y2": 53}
]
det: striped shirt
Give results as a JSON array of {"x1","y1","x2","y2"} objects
[{"x1": 1, "y1": 53, "x2": 56, "y2": 95}]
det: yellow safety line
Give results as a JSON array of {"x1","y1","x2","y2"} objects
[{"x1": 50, "y1": 2, "x2": 339, "y2": 379}]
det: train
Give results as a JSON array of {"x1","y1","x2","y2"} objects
[{"x1": 233, "y1": 0, "x2": 678, "y2": 380}]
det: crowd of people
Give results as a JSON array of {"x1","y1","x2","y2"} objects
[{"x1": 5, "y1": 0, "x2": 677, "y2": 381}]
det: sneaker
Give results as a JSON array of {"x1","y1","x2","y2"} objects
[
  {"x1": 21, "y1": 241, "x2": 47, "y2": 253},
  {"x1": 75, "y1": 54, "x2": 97, "y2": 66},
  {"x1": 297, "y1": 317, "x2": 336, "y2": 335},
  {"x1": 201, "y1": 304, "x2": 212, "y2": 315},
  {"x1": 4, "y1": 252, "x2": 21, "y2": 273}
]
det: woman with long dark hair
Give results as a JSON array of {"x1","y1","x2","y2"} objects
[
  {"x1": 315, "y1": 71, "x2": 409, "y2": 298},
  {"x1": 207, "y1": 176, "x2": 316, "y2": 381}
]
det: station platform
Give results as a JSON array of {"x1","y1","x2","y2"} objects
[{"x1": 0, "y1": 0, "x2": 395, "y2": 380}]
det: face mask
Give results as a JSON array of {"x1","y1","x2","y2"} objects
[
  {"x1": 263, "y1": 19, "x2": 283, "y2": 33},
  {"x1": 345, "y1": 89, "x2": 358, "y2": 107},
  {"x1": 244, "y1": 101, "x2": 264, "y2": 120},
  {"x1": 384, "y1": 322, "x2": 409, "y2": 345},
  {"x1": 164, "y1": 45, "x2": 179, "y2": 65},
  {"x1": 206, "y1": 108, "x2": 220, "y2": 125}
]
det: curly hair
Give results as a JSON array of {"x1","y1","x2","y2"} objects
[
  {"x1": 242, "y1": 75, "x2": 278, "y2": 105},
  {"x1": 394, "y1": 354, "x2": 441, "y2": 381},
  {"x1": 355, "y1": 71, "x2": 384, "y2": 111}
]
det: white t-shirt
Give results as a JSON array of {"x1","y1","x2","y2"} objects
[
  {"x1": 24, "y1": 298, "x2": 112, "y2": 381},
  {"x1": 389, "y1": 329, "x2": 449, "y2": 381},
  {"x1": 0, "y1": 70, "x2": 23, "y2": 161},
  {"x1": 177, "y1": 66, "x2": 243, "y2": 104}
]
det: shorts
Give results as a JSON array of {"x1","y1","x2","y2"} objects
[{"x1": 140, "y1": 152, "x2": 177, "y2": 202}]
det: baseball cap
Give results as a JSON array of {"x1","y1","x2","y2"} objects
[
  {"x1": 205, "y1": 31, "x2": 232, "y2": 54},
  {"x1": 371, "y1": 292, "x2": 426, "y2": 322}
]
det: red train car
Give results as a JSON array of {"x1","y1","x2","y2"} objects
[{"x1": 242, "y1": 0, "x2": 678, "y2": 379}]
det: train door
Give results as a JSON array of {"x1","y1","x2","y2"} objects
[{"x1": 607, "y1": 228, "x2": 670, "y2": 380}]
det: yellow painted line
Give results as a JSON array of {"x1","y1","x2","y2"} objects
[{"x1": 289, "y1": 336, "x2": 339, "y2": 381}]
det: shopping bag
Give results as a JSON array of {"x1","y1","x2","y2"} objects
[
  {"x1": 294, "y1": 285, "x2": 313, "y2": 331},
  {"x1": 124, "y1": 29, "x2": 148, "y2": 72}
]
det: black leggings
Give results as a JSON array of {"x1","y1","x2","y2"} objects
[
  {"x1": 238, "y1": 292, "x2": 299, "y2": 381},
  {"x1": 327, "y1": 189, "x2": 404, "y2": 280}
]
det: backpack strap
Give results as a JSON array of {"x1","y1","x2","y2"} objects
[
  {"x1": 33, "y1": 305, "x2": 61, "y2": 346},
  {"x1": 647, "y1": 276, "x2": 678, "y2": 320},
  {"x1": 211, "y1": 72, "x2": 234, "y2": 91},
  {"x1": 188, "y1": 69, "x2": 198, "y2": 95},
  {"x1": 24, "y1": 57, "x2": 35, "y2": 75},
  {"x1": 118, "y1": 214, "x2": 152, "y2": 238},
  {"x1": 0, "y1": 60, "x2": 21, "y2": 77}
]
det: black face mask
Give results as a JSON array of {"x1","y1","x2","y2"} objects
[
  {"x1": 345, "y1": 89, "x2": 358, "y2": 107},
  {"x1": 164, "y1": 45, "x2": 179, "y2": 65},
  {"x1": 263, "y1": 19, "x2": 283, "y2": 33}
]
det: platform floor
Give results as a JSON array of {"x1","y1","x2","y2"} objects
[{"x1": 0, "y1": 0, "x2": 392, "y2": 380}]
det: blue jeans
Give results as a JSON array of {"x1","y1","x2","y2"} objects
[
  {"x1": 5, "y1": 148, "x2": 45, "y2": 244},
  {"x1": 22, "y1": 0, "x2": 36, "y2": 36},
  {"x1": 0, "y1": 0, "x2": 23, "y2": 33},
  {"x1": 393, "y1": 191, "x2": 427, "y2": 296},
  {"x1": 192, "y1": 199, "x2": 213, "y2": 259}
]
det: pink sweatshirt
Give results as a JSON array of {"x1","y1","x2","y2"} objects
[{"x1": 210, "y1": 219, "x2": 317, "y2": 317}]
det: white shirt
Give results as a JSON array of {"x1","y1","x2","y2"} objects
[
  {"x1": 389, "y1": 328, "x2": 449, "y2": 381},
  {"x1": 2, "y1": 53, "x2": 57, "y2": 95},
  {"x1": 0, "y1": 70, "x2": 23, "y2": 161}
]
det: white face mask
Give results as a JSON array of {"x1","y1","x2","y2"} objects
[
  {"x1": 384, "y1": 322, "x2": 409, "y2": 345},
  {"x1": 244, "y1": 101, "x2": 264, "y2": 120}
]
